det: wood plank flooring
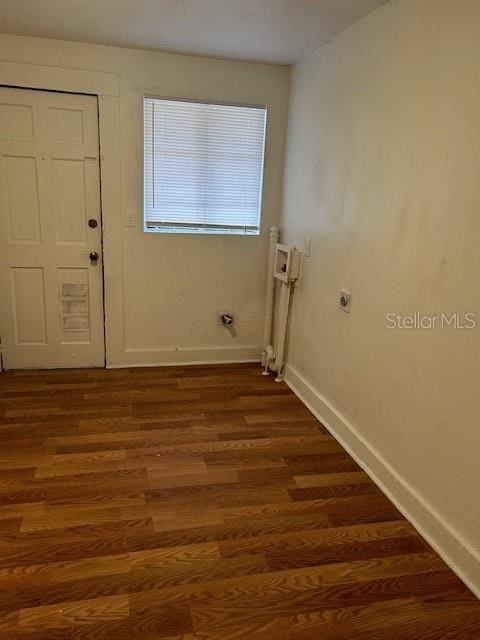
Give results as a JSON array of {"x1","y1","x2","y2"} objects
[{"x1": 0, "y1": 363, "x2": 478, "y2": 639}]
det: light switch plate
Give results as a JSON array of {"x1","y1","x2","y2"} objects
[{"x1": 124, "y1": 210, "x2": 136, "y2": 227}]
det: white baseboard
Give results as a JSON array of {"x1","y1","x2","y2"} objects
[
  {"x1": 284, "y1": 363, "x2": 480, "y2": 600},
  {"x1": 107, "y1": 346, "x2": 262, "y2": 368}
]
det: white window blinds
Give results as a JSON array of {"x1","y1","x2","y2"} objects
[{"x1": 144, "y1": 97, "x2": 267, "y2": 234}]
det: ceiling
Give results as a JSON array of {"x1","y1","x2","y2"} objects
[{"x1": 0, "y1": 0, "x2": 389, "y2": 65}]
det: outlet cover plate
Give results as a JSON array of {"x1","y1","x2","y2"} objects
[{"x1": 124, "y1": 210, "x2": 136, "y2": 227}]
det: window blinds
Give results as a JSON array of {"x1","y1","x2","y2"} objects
[{"x1": 144, "y1": 97, "x2": 267, "y2": 234}]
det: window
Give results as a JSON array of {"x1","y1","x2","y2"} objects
[{"x1": 143, "y1": 97, "x2": 267, "y2": 235}]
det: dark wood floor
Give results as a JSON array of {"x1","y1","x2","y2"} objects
[{"x1": 0, "y1": 363, "x2": 478, "y2": 639}]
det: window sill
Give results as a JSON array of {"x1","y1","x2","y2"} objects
[{"x1": 144, "y1": 226, "x2": 260, "y2": 236}]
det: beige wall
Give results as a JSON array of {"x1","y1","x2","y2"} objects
[
  {"x1": 281, "y1": 0, "x2": 480, "y2": 591},
  {"x1": 0, "y1": 34, "x2": 290, "y2": 366}
]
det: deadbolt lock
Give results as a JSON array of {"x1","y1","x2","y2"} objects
[{"x1": 88, "y1": 219, "x2": 98, "y2": 229}]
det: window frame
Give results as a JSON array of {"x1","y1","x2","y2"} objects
[{"x1": 142, "y1": 95, "x2": 268, "y2": 237}]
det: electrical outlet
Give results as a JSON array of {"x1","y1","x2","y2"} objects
[{"x1": 339, "y1": 290, "x2": 351, "y2": 313}]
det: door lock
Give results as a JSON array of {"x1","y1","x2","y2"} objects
[
  {"x1": 89, "y1": 251, "x2": 99, "y2": 263},
  {"x1": 88, "y1": 219, "x2": 98, "y2": 228}
]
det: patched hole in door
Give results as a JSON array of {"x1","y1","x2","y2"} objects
[
  {"x1": 62, "y1": 316, "x2": 89, "y2": 332},
  {"x1": 62, "y1": 299, "x2": 88, "y2": 315},
  {"x1": 62, "y1": 282, "x2": 87, "y2": 298},
  {"x1": 59, "y1": 270, "x2": 90, "y2": 343}
]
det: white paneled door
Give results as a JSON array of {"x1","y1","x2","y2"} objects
[{"x1": 0, "y1": 88, "x2": 105, "y2": 369}]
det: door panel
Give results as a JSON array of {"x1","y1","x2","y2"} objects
[
  {"x1": 53, "y1": 159, "x2": 87, "y2": 243},
  {"x1": 0, "y1": 88, "x2": 104, "y2": 369},
  {"x1": 10, "y1": 267, "x2": 47, "y2": 344},
  {"x1": 5, "y1": 154, "x2": 42, "y2": 243}
]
